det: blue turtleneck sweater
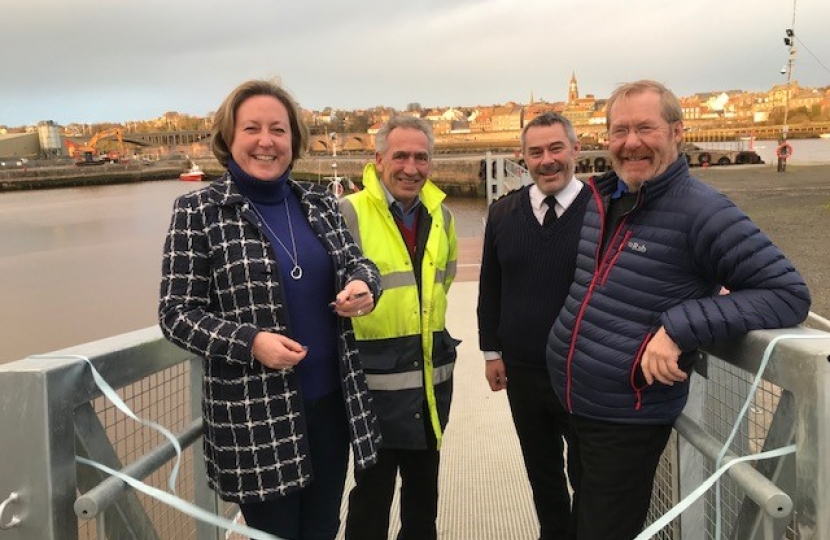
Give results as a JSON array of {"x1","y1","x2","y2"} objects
[{"x1": 229, "y1": 160, "x2": 339, "y2": 400}]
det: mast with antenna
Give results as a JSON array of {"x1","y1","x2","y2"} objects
[
  {"x1": 778, "y1": 0, "x2": 797, "y2": 172},
  {"x1": 781, "y1": 0, "x2": 797, "y2": 142}
]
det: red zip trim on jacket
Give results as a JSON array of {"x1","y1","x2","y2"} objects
[
  {"x1": 601, "y1": 230, "x2": 633, "y2": 287},
  {"x1": 565, "y1": 180, "x2": 606, "y2": 411},
  {"x1": 564, "y1": 274, "x2": 599, "y2": 412},
  {"x1": 589, "y1": 180, "x2": 606, "y2": 274},
  {"x1": 629, "y1": 332, "x2": 653, "y2": 411},
  {"x1": 566, "y1": 180, "x2": 639, "y2": 412}
]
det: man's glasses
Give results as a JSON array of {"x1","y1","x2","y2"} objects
[{"x1": 607, "y1": 122, "x2": 676, "y2": 142}]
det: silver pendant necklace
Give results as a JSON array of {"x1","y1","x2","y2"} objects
[{"x1": 249, "y1": 201, "x2": 303, "y2": 280}]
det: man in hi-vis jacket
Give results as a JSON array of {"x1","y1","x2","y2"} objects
[{"x1": 340, "y1": 116, "x2": 459, "y2": 540}]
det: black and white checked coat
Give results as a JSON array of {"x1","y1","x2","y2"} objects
[{"x1": 159, "y1": 173, "x2": 382, "y2": 503}]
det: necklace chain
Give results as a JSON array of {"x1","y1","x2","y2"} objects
[{"x1": 248, "y1": 201, "x2": 303, "y2": 280}]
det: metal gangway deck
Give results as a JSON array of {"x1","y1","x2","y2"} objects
[{"x1": 1, "y1": 281, "x2": 829, "y2": 540}]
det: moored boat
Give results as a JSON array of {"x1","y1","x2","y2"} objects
[
  {"x1": 179, "y1": 164, "x2": 206, "y2": 182},
  {"x1": 819, "y1": 133, "x2": 830, "y2": 139}
]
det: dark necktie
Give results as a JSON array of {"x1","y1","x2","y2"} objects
[{"x1": 543, "y1": 196, "x2": 558, "y2": 226}]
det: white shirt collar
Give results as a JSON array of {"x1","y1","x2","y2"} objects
[{"x1": 529, "y1": 176, "x2": 583, "y2": 216}]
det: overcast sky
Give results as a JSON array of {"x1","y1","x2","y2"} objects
[{"x1": 2, "y1": 0, "x2": 829, "y2": 127}]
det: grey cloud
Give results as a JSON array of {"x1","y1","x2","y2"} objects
[{"x1": 1, "y1": 0, "x2": 827, "y2": 126}]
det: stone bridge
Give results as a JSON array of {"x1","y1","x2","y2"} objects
[
  {"x1": 66, "y1": 131, "x2": 212, "y2": 148},
  {"x1": 71, "y1": 131, "x2": 377, "y2": 153},
  {"x1": 71, "y1": 121, "x2": 830, "y2": 155},
  {"x1": 308, "y1": 133, "x2": 375, "y2": 153}
]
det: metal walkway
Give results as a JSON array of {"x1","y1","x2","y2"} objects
[{"x1": 231, "y1": 238, "x2": 542, "y2": 539}]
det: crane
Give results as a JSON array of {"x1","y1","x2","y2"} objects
[{"x1": 66, "y1": 128, "x2": 125, "y2": 164}]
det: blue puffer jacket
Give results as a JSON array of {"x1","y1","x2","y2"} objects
[{"x1": 546, "y1": 157, "x2": 811, "y2": 424}]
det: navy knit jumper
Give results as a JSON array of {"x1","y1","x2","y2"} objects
[
  {"x1": 478, "y1": 184, "x2": 591, "y2": 369},
  {"x1": 229, "y1": 160, "x2": 340, "y2": 399}
]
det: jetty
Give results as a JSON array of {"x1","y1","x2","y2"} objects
[
  {"x1": 1, "y1": 164, "x2": 830, "y2": 538},
  {"x1": 1, "y1": 260, "x2": 829, "y2": 538}
]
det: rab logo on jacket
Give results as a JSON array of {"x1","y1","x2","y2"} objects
[{"x1": 628, "y1": 241, "x2": 647, "y2": 253}]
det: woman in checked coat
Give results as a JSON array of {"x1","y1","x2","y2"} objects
[{"x1": 159, "y1": 79, "x2": 381, "y2": 540}]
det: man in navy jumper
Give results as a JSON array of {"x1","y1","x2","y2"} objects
[
  {"x1": 546, "y1": 80, "x2": 811, "y2": 540},
  {"x1": 477, "y1": 112, "x2": 590, "y2": 540}
]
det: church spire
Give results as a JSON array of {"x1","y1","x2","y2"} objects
[{"x1": 568, "y1": 72, "x2": 579, "y2": 103}]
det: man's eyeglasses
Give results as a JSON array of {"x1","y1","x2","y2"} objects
[{"x1": 607, "y1": 122, "x2": 676, "y2": 142}]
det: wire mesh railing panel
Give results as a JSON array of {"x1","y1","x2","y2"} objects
[
  {"x1": 647, "y1": 431, "x2": 682, "y2": 540},
  {"x1": 700, "y1": 356, "x2": 795, "y2": 540},
  {"x1": 77, "y1": 362, "x2": 198, "y2": 540}
]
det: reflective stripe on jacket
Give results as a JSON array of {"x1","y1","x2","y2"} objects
[{"x1": 340, "y1": 163, "x2": 459, "y2": 449}]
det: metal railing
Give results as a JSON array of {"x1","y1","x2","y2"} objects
[
  {"x1": 0, "y1": 327, "x2": 231, "y2": 540},
  {"x1": 1, "y1": 319, "x2": 828, "y2": 539},
  {"x1": 483, "y1": 152, "x2": 531, "y2": 206},
  {"x1": 647, "y1": 320, "x2": 830, "y2": 540}
]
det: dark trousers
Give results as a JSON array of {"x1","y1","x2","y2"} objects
[
  {"x1": 569, "y1": 415, "x2": 673, "y2": 540},
  {"x1": 505, "y1": 365, "x2": 581, "y2": 540},
  {"x1": 345, "y1": 427, "x2": 440, "y2": 540},
  {"x1": 239, "y1": 390, "x2": 350, "y2": 540}
]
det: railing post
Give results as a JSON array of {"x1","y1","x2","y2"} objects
[
  {"x1": 794, "y1": 347, "x2": 830, "y2": 540},
  {"x1": 484, "y1": 151, "x2": 496, "y2": 206},
  {"x1": 494, "y1": 155, "x2": 505, "y2": 199},
  {"x1": 0, "y1": 357, "x2": 85, "y2": 540}
]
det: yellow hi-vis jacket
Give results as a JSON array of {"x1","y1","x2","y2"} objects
[{"x1": 339, "y1": 163, "x2": 459, "y2": 449}]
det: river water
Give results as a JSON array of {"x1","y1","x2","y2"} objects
[
  {"x1": 3, "y1": 138, "x2": 827, "y2": 365},
  {"x1": 0, "y1": 180, "x2": 487, "y2": 364}
]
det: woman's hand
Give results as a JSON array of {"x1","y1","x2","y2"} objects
[
  {"x1": 330, "y1": 280, "x2": 375, "y2": 318},
  {"x1": 251, "y1": 332, "x2": 307, "y2": 370}
]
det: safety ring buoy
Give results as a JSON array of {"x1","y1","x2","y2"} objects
[
  {"x1": 328, "y1": 180, "x2": 344, "y2": 198},
  {"x1": 776, "y1": 143, "x2": 793, "y2": 159}
]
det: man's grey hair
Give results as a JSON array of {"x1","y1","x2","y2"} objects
[
  {"x1": 375, "y1": 116, "x2": 435, "y2": 156},
  {"x1": 606, "y1": 80, "x2": 683, "y2": 125},
  {"x1": 521, "y1": 112, "x2": 578, "y2": 148}
]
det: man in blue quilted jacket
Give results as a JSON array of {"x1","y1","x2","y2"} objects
[{"x1": 545, "y1": 80, "x2": 811, "y2": 540}]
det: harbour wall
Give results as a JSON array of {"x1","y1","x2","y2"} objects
[
  {"x1": 0, "y1": 162, "x2": 183, "y2": 192},
  {"x1": 291, "y1": 157, "x2": 484, "y2": 197}
]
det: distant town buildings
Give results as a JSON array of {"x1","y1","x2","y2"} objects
[
  {"x1": 297, "y1": 73, "x2": 829, "y2": 141},
  {"x1": 2, "y1": 74, "x2": 829, "y2": 160}
]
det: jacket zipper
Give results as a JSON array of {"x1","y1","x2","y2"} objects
[
  {"x1": 565, "y1": 183, "x2": 606, "y2": 411},
  {"x1": 565, "y1": 181, "x2": 641, "y2": 411},
  {"x1": 629, "y1": 333, "x2": 653, "y2": 411},
  {"x1": 601, "y1": 230, "x2": 633, "y2": 286}
]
